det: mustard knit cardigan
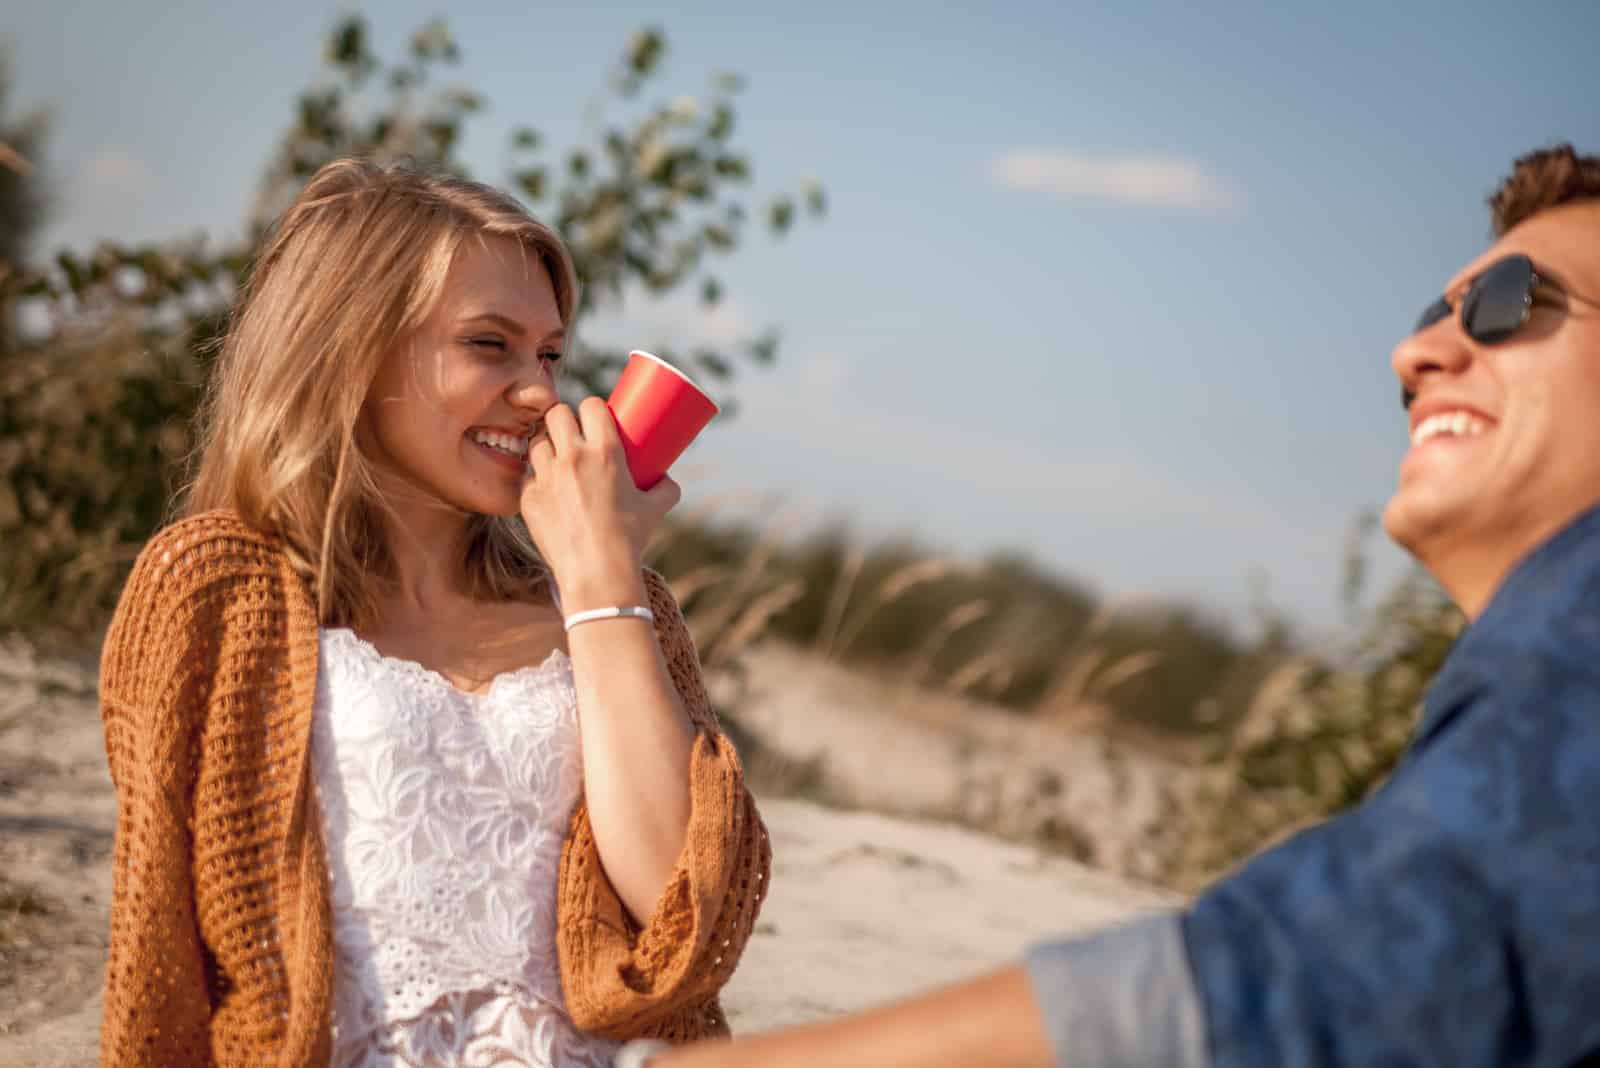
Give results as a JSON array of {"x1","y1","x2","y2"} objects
[{"x1": 97, "y1": 511, "x2": 771, "y2": 1067}]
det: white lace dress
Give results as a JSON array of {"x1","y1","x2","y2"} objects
[{"x1": 310, "y1": 627, "x2": 622, "y2": 1068}]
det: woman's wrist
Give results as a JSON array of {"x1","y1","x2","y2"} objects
[{"x1": 553, "y1": 565, "x2": 650, "y2": 617}]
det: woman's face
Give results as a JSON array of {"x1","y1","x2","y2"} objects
[{"x1": 365, "y1": 235, "x2": 565, "y2": 519}]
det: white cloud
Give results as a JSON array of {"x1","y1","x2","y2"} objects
[{"x1": 986, "y1": 149, "x2": 1238, "y2": 214}]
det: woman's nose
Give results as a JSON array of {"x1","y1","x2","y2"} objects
[{"x1": 507, "y1": 359, "x2": 559, "y2": 410}]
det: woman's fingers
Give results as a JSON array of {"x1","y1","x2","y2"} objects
[
  {"x1": 576, "y1": 395, "x2": 620, "y2": 446},
  {"x1": 542, "y1": 402, "x2": 582, "y2": 454},
  {"x1": 643, "y1": 475, "x2": 681, "y2": 516},
  {"x1": 527, "y1": 434, "x2": 555, "y2": 476}
]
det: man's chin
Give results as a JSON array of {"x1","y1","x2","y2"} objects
[{"x1": 1382, "y1": 485, "x2": 1467, "y2": 562}]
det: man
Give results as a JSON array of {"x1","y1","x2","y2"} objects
[{"x1": 618, "y1": 143, "x2": 1600, "y2": 1067}]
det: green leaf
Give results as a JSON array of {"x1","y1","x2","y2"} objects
[
  {"x1": 626, "y1": 28, "x2": 665, "y2": 76},
  {"x1": 712, "y1": 71, "x2": 746, "y2": 93},
  {"x1": 603, "y1": 130, "x2": 628, "y2": 164},
  {"x1": 56, "y1": 252, "x2": 85, "y2": 295},
  {"x1": 512, "y1": 127, "x2": 541, "y2": 150},
  {"x1": 707, "y1": 103, "x2": 734, "y2": 141},
  {"x1": 695, "y1": 351, "x2": 733, "y2": 381},
  {"x1": 569, "y1": 150, "x2": 590, "y2": 178},
  {"x1": 622, "y1": 249, "x2": 653, "y2": 279},
  {"x1": 425, "y1": 120, "x2": 458, "y2": 154},
  {"x1": 702, "y1": 224, "x2": 734, "y2": 251},
  {"x1": 410, "y1": 19, "x2": 454, "y2": 60},
  {"x1": 298, "y1": 92, "x2": 332, "y2": 136},
  {"x1": 802, "y1": 179, "x2": 827, "y2": 216},
  {"x1": 712, "y1": 155, "x2": 749, "y2": 180},
  {"x1": 747, "y1": 330, "x2": 780, "y2": 365},
  {"x1": 768, "y1": 196, "x2": 794, "y2": 234},
  {"x1": 515, "y1": 168, "x2": 546, "y2": 200},
  {"x1": 701, "y1": 277, "x2": 723, "y2": 305},
  {"x1": 328, "y1": 17, "x2": 368, "y2": 67}
]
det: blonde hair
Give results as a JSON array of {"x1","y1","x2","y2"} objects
[{"x1": 184, "y1": 157, "x2": 580, "y2": 626}]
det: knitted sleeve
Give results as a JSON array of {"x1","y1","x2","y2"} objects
[
  {"x1": 555, "y1": 569, "x2": 772, "y2": 1040},
  {"x1": 98, "y1": 526, "x2": 221, "y2": 1068}
]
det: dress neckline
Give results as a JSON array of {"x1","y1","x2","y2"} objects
[{"x1": 320, "y1": 626, "x2": 570, "y2": 701}]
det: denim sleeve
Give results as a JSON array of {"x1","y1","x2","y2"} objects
[
  {"x1": 1023, "y1": 910, "x2": 1209, "y2": 1068},
  {"x1": 1182, "y1": 652, "x2": 1600, "y2": 1068}
]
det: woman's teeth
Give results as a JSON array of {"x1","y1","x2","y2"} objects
[
  {"x1": 471, "y1": 429, "x2": 530, "y2": 456},
  {"x1": 1411, "y1": 412, "x2": 1489, "y2": 447}
]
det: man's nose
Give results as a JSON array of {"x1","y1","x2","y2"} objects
[{"x1": 1392, "y1": 317, "x2": 1474, "y2": 406}]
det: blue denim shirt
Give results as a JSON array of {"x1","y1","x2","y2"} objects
[{"x1": 1026, "y1": 503, "x2": 1600, "y2": 1067}]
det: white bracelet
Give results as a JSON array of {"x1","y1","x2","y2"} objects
[
  {"x1": 614, "y1": 1039, "x2": 672, "y2": 1067},
  {"x1": 562, "y1": 605, "x2": 656, "y2": 632}
]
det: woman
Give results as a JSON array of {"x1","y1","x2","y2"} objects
[{"x1": 97, "y1": 157, "x2": 769, "y2": 1068}]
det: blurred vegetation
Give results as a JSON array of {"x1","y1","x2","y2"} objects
[
  {"x1": 1153, "y1": 521, "x2": 1465, "y2": 887},
  {"x1": 648, "y1": 504, "x2": 1463, "y2": 886},
  {"x1": 0, "y1": 17, "x2": 1466, "y2": 889},
  {"x1": 647, "y1": 508, "x2": 1293, "y2": 737}
]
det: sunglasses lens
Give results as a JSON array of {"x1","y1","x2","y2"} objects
[
  {"x1": 1464, "y1": 255, "x2": 1534, "y2": 343},
  {"x1": 1415, "y1": 298, "x2": 1452, "y2": 334}
]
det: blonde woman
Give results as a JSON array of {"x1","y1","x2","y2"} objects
[{"x1": 97, "y1": 157, "x2": 769, "y2": 1068}]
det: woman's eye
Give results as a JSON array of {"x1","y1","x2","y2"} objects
[
  {"x1": 469, "y1": 336, "x2": 509, "y2": 352},
  {"x1": 540, "y1": 350, "x2": 564, "y2": 363}
]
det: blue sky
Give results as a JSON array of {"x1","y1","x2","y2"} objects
[{"x1": 12, "y1": 1, "x2": 1600, "y2": 636}]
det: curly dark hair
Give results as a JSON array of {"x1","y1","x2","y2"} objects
[{"x1": 1489, "y1": 143, "x2": 1600, "y2": 236}]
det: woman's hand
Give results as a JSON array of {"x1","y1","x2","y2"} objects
[{"x1": 521, "y1": 397, "x2": 680, "y2": 611}]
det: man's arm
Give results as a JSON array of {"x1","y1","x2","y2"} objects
[
  {"x1": 650, "y1": 965, "x2": 1055, "y2": 1068},
  {"x1": 648, "y1": 909, "x2": 1202, "y2": 1068}
]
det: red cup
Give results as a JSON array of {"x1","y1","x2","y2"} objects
[{"x1": 606, "y1": 350, "x2": 720, "y2": 489}]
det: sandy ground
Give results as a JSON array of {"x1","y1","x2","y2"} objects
[{"x1": 0, "y1": 636, "x2": 1178, "y2": 1066}]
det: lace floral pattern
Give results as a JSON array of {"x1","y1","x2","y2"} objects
[{"x1": 311, "y1": 628, "x2": 619, "y2": 1068}]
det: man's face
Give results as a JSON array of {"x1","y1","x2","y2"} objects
[{"x1": 1383, "y1": 201, "x2": 1600, "y2": 601}]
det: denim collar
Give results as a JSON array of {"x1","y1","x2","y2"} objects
[{"x1": 1418, "y1": 501, "x2": 1600, "y2": 743}]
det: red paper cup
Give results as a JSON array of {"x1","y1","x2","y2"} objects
[{"x1": 606, "y1": 350, "x2": 720, "y2": 489}]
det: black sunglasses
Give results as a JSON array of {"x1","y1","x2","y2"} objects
[
  {"x1": 1415, "y1": 252, "x2": 1598, "y2": 344},
  {"x1": 1404, "y1": 253, "x2": 1599, "y2": 409}
]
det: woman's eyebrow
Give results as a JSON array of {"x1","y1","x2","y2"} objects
[
  {"x1": 459, "y1": 312, "x2": 526, "y2": 335},
  {"x1": 459, "y1": 312, "x2": 565, "y2": 343}
]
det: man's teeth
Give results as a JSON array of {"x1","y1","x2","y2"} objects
[
  {"x1": 471, "y1": 430, "x2": 530, "y2": 455},
  {"x1": 1411, "y1": 412, "x2": 1489, "y2": 447}
]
